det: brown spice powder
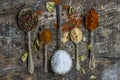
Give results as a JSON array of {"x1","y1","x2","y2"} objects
[
  {"x1": 85, "y1": 9, "x2": 99, "y2": 31},
  {"x1": 39, "y1": 29, "x2": 52, "y2": 44}
]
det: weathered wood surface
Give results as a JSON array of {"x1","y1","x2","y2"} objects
[{"x1": 0, "y1": 0, "x2": 120, "y2": 80}]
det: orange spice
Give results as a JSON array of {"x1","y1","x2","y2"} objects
[
  {"x1": 36, "y1": 10, "x2": 42, "y2": 16},
  {"x1": 53, "y1": 22, "x2": 59, "y2": 29},
  {"x1": 85, "y1": 9, "x2": 99, "y2": 31},
  {"x1": 52, "y1": 0, "x2": 60, "y2": 4},
  {"x1": 62, "y1": 18, "x2": 82, "y2": 32},
  {"x1": 63, "y1": 5, "x2": 69, "y2": 10},
  {"x1": 39, "y1": 29, "x2": 52, "y2": 44},
  {"x1": 62, "y1": 18, "x2": 76, "y2": 32}
]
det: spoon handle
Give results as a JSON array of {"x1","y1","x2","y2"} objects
[
  {"x1": 56, "y1": 5, "x2": 62, "y2": 48},
  {"x1": 75, "y1": 43, "x2": 80, "y2": 71},
  {"x1": 28, "y1": 32, "x2": 34, "y2": 74},
  {"x1": 89, "y1": 32, "x2": 95, "y2": 70},
  {"x1": 44, "y1": 45, "x2": 48, "y2": 73}
]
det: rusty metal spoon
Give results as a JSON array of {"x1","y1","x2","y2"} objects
[
  {"x1": 18, "y1": 8, "x2": 38, "y2": 74},
  {"x1": 39, "y1": 29, "x2": 52, "y2": 73},
  {"x1": 85, "y1": 8, "x2": 99, "y2": 70}
]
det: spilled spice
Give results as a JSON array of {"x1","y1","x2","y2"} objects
[
  {"x1": 52, "y1": 0, "x2": 60, "y2": 4},
  {"x1": 63, "y1": 5, "x2": 69, "y2": 10},
  {"x1": 62, "y1": 18, "x2": 82, "y2": 32},
  {"x1": 85, "y1": 9, "x2": 99, "y2": 31},
  {"x1": 36, "y1": 10, "x2": 42, "y2": 16},
  {"x1": 39, "y1": 29, "x2": 52, "y2": 44}
]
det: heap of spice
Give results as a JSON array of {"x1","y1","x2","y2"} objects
[
  {"x1": 85, "y1": 9, "x2": 99, "y2": 31},
  {"x1": 18, "y1": 8, "x2": 38, "y2": 32},
  {"x1": 51, "y1": 50, "x2": 72, "y2": 75},
  {"x1": 70, "y1": 27, "x2": 82, "y2": 43},
  {"x1": 39, "y1": 29, "x2": 52, "y2": 44}
]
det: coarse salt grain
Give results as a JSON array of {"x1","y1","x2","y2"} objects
[{"x1": 51, "y1": 50, "x2": 72, "y2": 75}]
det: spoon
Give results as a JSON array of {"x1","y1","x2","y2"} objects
[
  {"x1": 51, "y1": 5, "x2": 72, "y2": 75},
  {"x1": 70, "y1": 27, "x2": 82, "y2": 71},
  {"x1": 85, "y1": 8, "x2": 99, "y2": 70},
  {"x1": 39, "y1": 29, "x2": 52, "y2": 73},
  {"x1": 18, "y1": 8, "x2": 38, "y2": 74}
]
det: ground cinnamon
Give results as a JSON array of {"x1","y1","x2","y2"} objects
[
  {"x1": 85, "y1": 9, "x2": 99, "y2": 31},
  {"x1": 39, "y1": 29, "x2": 52, "y2": 44}
]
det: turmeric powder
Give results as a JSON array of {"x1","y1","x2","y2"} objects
[{"x1": 39, "y1": 29, "x2": 52, "y2": 44}]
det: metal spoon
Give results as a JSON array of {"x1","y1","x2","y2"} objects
[
  {"x1": 18, "y1": 8, "x2": 38, "y2": 74},
  {"x1": 39, "y1": 29, "x2": 52, "y2": 73},
  {"x1": 70, "y1": 27, "x2": 82, "y2": 71},
  {"x1": 51, "y1": 5, "x2": 72, "y2": 75},
  {"x1": 85, "y1": 8, "x2": 99, "y2": 70}
]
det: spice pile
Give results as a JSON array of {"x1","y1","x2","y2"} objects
[
  {"x1": 51, "y1": 50, "x2": 72, "y2": 74},
  {"x1": 39, "y1": 29, "x2": 52, "y2": 44},
  {"x1": 70, "y1": 27, "x2": 82, "y2": 44},
  {"x1": 85, "y1": 9, "x2": 99, "y2": 31},
  {"x1": 18, "y1": 8, "x2": 38, "y2": 32}
]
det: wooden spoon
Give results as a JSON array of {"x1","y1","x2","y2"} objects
[
  {"x1": 18, "y1": 8, "x2": 38, "y2": 74},
  {"x1": 85, "y1": 8, "x2": 99, "y2": 70},
  {"x1": 39, "y1": 29, "x2": 52, "y2": 73}
]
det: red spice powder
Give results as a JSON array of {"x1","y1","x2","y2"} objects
[
  {"x1": 52, "y1": 0, "x2": 60, "y2": 4},
  {"x1": 85, "y1": 9, "x2": 99, "y2": 31},
  {"x1": 36, "y1": 10, "x2": 42, "y2": 16}
]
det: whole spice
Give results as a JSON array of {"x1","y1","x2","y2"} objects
[
  {"x1": 85, "y1": 9, "x2": 99, "y2": 31},
  {"x1": 18, "y1": 8, "x2": 38, "y2": 74},
  {"x1": 70, "y1": 27, "x2": 82, "y2": 71},
  {"x1": 39, "y1": 29, "x2": 52, "y2": 73},
  {"x1": 46, "y1": 1, "x2": 55, "y2": 12},
  {"x1": 18, "y1": 8, "x2": 38, "y2": 32}
]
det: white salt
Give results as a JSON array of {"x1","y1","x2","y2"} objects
[{"x1": 51, "y1": 50, "x2": 72, "y2": 75}]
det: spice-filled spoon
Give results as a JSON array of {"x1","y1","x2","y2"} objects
[
  {"x1": 85, "y1": 9, "x2": 99, "y2": 70},
  {"x1": 70, "y1": 27, "x2": 82, "y2": 71},
  {"x1": 51, "y1": 5, "x2": 72, "y2": 75},
  {"x1": 18, "y1": 8, "x2": 38, "y2": 74},
  {"x1": 39, "y1": 29, "x2": 52, "y2": 73}
]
